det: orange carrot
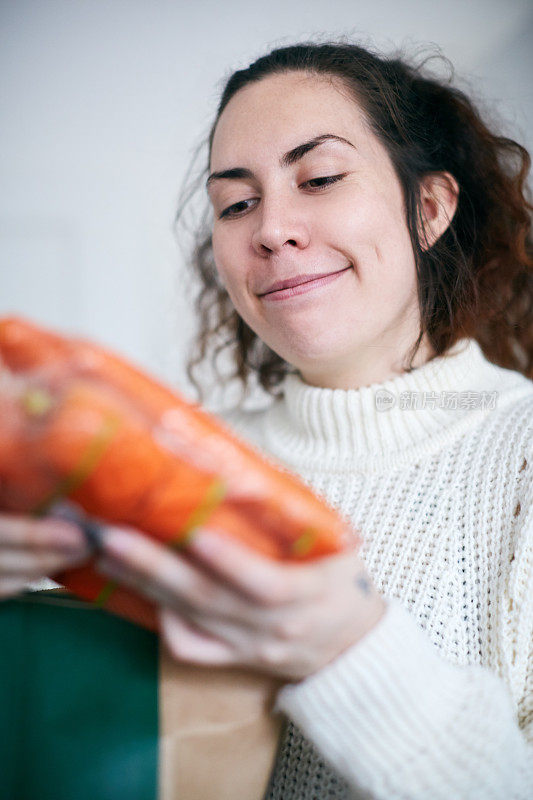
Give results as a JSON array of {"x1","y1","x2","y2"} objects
[{"x1": 0, "y1": 316, "x2": 357, "y2": 629}]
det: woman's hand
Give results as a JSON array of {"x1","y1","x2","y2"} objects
[
  {"x1": 95, "y1": 525, "x2": 387, "y2": 682},
  {"x1": 0, "y1": 508, "x2": 94, "y2": 598}
]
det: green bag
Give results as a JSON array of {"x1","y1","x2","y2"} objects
[{"x1": 0, "y1": 590, "x2": 159, "y2": 800}]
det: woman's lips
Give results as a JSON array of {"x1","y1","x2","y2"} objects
[{"x1": 259, "y1": 266, "x2": 352, "y2": 301}]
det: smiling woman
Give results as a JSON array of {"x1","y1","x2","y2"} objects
[
  {"x1": 170, "y1": 40, "x2": 533, "y2": 799},
  {"x1": 204, "y1": 70, "x2": 457, "y2": 390},
  {"x1": 3, "y1": 38, "x2": 533, "y2": 800},
  {"x1": 180, "y1": 43, "x2": 531, "y2": 404}
]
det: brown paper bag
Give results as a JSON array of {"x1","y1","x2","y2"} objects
[{"x1": 159, "y1": 640, "x2": 284, "y2": 800}]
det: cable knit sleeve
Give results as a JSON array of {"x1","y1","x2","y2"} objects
[{"x1": 273, "y1": 453, "x2": 533, "y2": 800}]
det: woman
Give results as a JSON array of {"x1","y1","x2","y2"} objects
[{"x1": 3, "y1": 41, "x2": 532, "y2": 798}]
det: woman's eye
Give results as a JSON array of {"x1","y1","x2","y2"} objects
[
  {"x1": 217, "y1": 174, "x2": 346, "y2": 219},
  {"x1": 304, "y1": 174, "x2": 347, "y2": 189},
  {"x1": 219, "y1": 199, "x2": 257, "y2": 219}
]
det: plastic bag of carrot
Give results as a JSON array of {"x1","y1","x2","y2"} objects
[{"x1": 0, "y1": 316, "x2": 356, "y2": 630}]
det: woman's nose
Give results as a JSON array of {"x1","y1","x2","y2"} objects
[{"x1": 251, "y1": 197, "x2": 310, "y2": 255}]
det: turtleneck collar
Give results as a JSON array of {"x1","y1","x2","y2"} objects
[{"x1": 263, "y1": 338, "x2": 528, "y2": 471}]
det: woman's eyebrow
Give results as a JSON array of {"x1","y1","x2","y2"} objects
[{"x1": 206, "y1": 133, "x2": 355, "y2": 189}]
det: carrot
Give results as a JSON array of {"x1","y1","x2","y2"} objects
[{"x1": 0, "y1": 316, "x2": 357, "y2": 629}]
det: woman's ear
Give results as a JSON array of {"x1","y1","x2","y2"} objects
[{"x1": 417, "y1": 172, "x2": 459, "y2": 251}]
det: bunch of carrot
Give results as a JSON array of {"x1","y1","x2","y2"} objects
[{"x1": 0, "y1": 316, "x2": 354, "y2": 629}]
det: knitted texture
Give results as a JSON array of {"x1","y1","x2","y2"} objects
[
  {"x1": 29, "y1": 338, "x2": 533, "y2": 798},
  {"x1": 263, "y1": 717, "x2": 356, "y2": 799},
  {"x1": 215, "y1": 338, "x2": 533, "y2": 800}
]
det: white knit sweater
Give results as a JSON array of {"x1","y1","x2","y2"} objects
[
  {"x1": 214, "y1": 337, "x2": 533, "y2": 800},
  {"x1": 30, "y1": 337, "x2": 533, "y2": 799}
]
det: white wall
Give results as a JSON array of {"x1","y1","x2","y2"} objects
[{"x1": 1, "y1": 0, "x2": 532, "y2": 410}]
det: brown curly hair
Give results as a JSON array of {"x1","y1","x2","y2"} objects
[{"x1": 175, "y1": 40, "x2": 533, "y2": 407}]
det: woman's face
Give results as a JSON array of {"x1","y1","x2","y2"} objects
[{"x1": 207, "y1": 71, "x2": 432, "y2": 389}]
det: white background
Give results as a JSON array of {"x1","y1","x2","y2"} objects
[{"x1": 1, "y1": 0, "x2": 532, "y2": 410}]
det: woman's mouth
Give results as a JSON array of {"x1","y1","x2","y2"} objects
[{"x1": 259, "y1": 266, "x2": 352, "y2": 302}]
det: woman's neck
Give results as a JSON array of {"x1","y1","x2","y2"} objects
[{"x1": 298, "y1": 333, "x2": 436, "y2": 391}]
